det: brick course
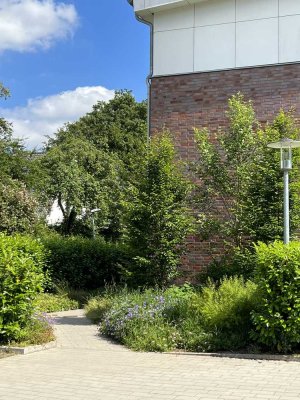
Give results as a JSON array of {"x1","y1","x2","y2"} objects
[{"x1": 150, "y1": 64, "x2": 300, "y2": 277}]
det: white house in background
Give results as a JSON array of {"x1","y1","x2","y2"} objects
[
  {"x1": 129, "y1": 0, "x2": 300, "y2": 278},
  {"x1": 46, "y1": 200, "x2": 64, "y2": 225}
]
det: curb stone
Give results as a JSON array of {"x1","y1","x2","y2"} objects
[
  {"x1": 166, "y1": 350, "x2": 300, "y2": 362},
  {"x1": 0, "y1": 340, "x2": 57, "y2": 355}
]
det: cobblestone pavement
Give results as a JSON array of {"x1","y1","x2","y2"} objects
[{"x1": 0, "y1": 309, "x2": 300, "y2": 400}]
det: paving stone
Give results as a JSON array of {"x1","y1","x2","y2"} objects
[{"x1": 0, "y1": 309, "x2": 299, "y2": 400}]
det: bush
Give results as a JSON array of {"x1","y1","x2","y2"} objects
[
  {"x1": 163, "y1": 278, "x2": 258, "y2": 352},
  {"x1": 12, "y1": 313, "x2": 55, "y2": 346},
  {"x1": 198, "y1": 277, "x2": 258, "y2": 350},
  {"x1": 0, "y1": 234, "x2": 46, "y2": 343},
  {"x1": 252, "y1": 241, "x2": 300, "y2": 353},
  {"x1": 95, "y1": 279, "x2": 257, "y2": 352},
  {"x1": 42, "y1": 235, "x2": 133, "y2": 290},
  {"x1": 34, "y1": 293, "x2": 79, "y2": 313},
  {"x1": 85, "y1": 295, "x2": 113, "y2": 323},
  {"x1": 199, "y1": 247, "x2": 257, "y2": 283}
]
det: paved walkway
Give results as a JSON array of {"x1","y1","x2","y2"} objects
[{"x1": 0, "y1": 309, "x2": 300, "y2": 400}]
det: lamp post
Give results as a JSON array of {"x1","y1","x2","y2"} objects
[
  {"x1": 91, "y1": 208, "x2": 101, "y2": 238},
  {"x1": 267, "y1": 138, "x2": 300, "y2": 244}
]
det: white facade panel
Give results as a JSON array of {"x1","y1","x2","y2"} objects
[
  {"x1": 194, "y1": 24, "x2": 235, "y2": 71},
  {"x1": 195, "y1": 0, "x2": 235, "y2": 27},
  {"x1": 279, "y1": 0, "x2": 300, "y2": 16},
  {"x1": 154, "y1": 6, "x2": 194, "y2": 32},
  {"x1": 131, "y1": 0, "x2": 300, "y2": 76},
  {"x1": 236, "y1": 18, "x2": 278, "y2": 67},
  {"x1": 236, "y1": 0, "x2": 278, "y2": 22},
  {"x1": 153, "y1": 29, "x2": 194, "y2": 75},
  {"x1": 279, "y1": 15, "x2": 300, "y2": 63}
]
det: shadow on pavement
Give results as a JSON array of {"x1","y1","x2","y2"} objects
[{"x1": 52, "y1": 316, "x2": 91, "y2": 326}]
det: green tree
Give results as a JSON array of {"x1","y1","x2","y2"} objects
[
  {"x1": 193, "y1": 93, "x2": 300, "y2": 248},
  {"x1": 0, "y1": 83, "x2": 38, "y2": 234},
  {"x1": 37, "y1": 90, "x2": 147, "y2": 238},
  {"x1": 244, "y1": 110, "x2": 300, "y2": 242},
  {"x1": 0, "y1": 83, "x2": 11, "y2": 138},
  {"x1": 0, "y1": 181, "x2": 38, "y2": 234},
  {"x1": 126, "y1": 132, "x2": 194, "y2": 287},
  {"x1": 37, "y1": 135, "x2": 119, "y2": 235},
  {"x1": 52, "y1": 90, "x2": 147, "y2": 174}
]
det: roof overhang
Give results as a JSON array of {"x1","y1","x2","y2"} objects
[{"x1": 131, "y1": 0, "x2": 209, "y2": 19}]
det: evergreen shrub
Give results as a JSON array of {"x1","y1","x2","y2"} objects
[
  {"x1": 200, "y1": 246, "x2": 257, "y2": 283},
  {"x1": 0, "y1": 234, "x2": 46, "y2": 343},
  {"x1": 252, "y1": 241, "x2": 300, "y2": 353},
  {"x1": 43, "y1": 235, "x2": 132, "y2": 290}
]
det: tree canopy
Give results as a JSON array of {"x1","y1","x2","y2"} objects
[
  {"x1": 36, "y1": 90, "x2": 147, "y2": 238},
  {"x1": 0, "y1": 83, "x2": 38, "y2": 233},
  {"x1": 125, "y1": 132, "x2": 194, "y2": 286}
]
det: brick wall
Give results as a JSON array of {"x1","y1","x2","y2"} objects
[{"x1": 150, "y1": 63, "x2": 300, "y2": 278}]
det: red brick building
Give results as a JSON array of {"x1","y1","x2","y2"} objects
[{"x1": 129, "y1": 0, "x2": 300, "y2": 276}]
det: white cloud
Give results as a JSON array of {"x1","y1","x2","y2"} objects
[
  {"x1": 0, "y1": 0, "x2": 78, "y2": 52},
  {"x1": 1, "y1": 86, "x2": 115, "y2": 148}
]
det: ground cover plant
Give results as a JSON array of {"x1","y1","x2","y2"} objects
[{"x1": 86, "y1": 278, "x2": 258, "y2": 352}]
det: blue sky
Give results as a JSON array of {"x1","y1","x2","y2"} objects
[{"x1": 0, "y1": 0, "x2": 149, "y2": 148}]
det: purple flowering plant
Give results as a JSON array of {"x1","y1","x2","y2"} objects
[{"x1": 98, "y1": 286, "x2": 194, "y2": 343}]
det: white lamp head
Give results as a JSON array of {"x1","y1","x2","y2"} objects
[{"x1": 267, "y1": 138, "x2": 300, "y2": 170}]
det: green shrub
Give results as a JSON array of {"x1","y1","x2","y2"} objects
[
  {"x1": 12, "y1": 313, "x2": 55, "y2": 346},
  {"x1": 163, "y1": 278, "x2": 258, "y2": 352},
  {"x1": 89, "y1": 277, "x2": 260, "y2": 353},
  {"x1": 96, "y1": 280, "x2": 257, "y2": 352},
  {"x1": 198, "y1": 277, "x2": 258, "y2": 350},
  {"x1": 42, "y1": 235, "x2": 133, "y2": 290},
  {"x1": 162, "y1": 289, "x2": 212, "y2": 352},
  {"x1": 34, "y1": 293, "x2": 79, "y2": 313},
  {"x1": 200, "y1": 247, "x2": 257, "y2": 283},
  {"x1": 252, "y1": 241, "x2": 300, "y2": 353},
  {"x1": 85, "y1": 295, "x2": 113, "y2": 323},
  {"x1": 0, "y1": 234, "x2": 46, "y2": 343}
]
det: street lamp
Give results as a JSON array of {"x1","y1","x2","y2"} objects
[
  {"x1": 91, "y1": 208, "x2": 101, "y2": 238},
  {"x1": 267, "y1": 138, "x2": 300, "y2": 244}
]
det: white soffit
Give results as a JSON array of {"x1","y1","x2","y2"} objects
[{"x1": 134, "y1": 0, "x2": 209, "y2": 17}]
